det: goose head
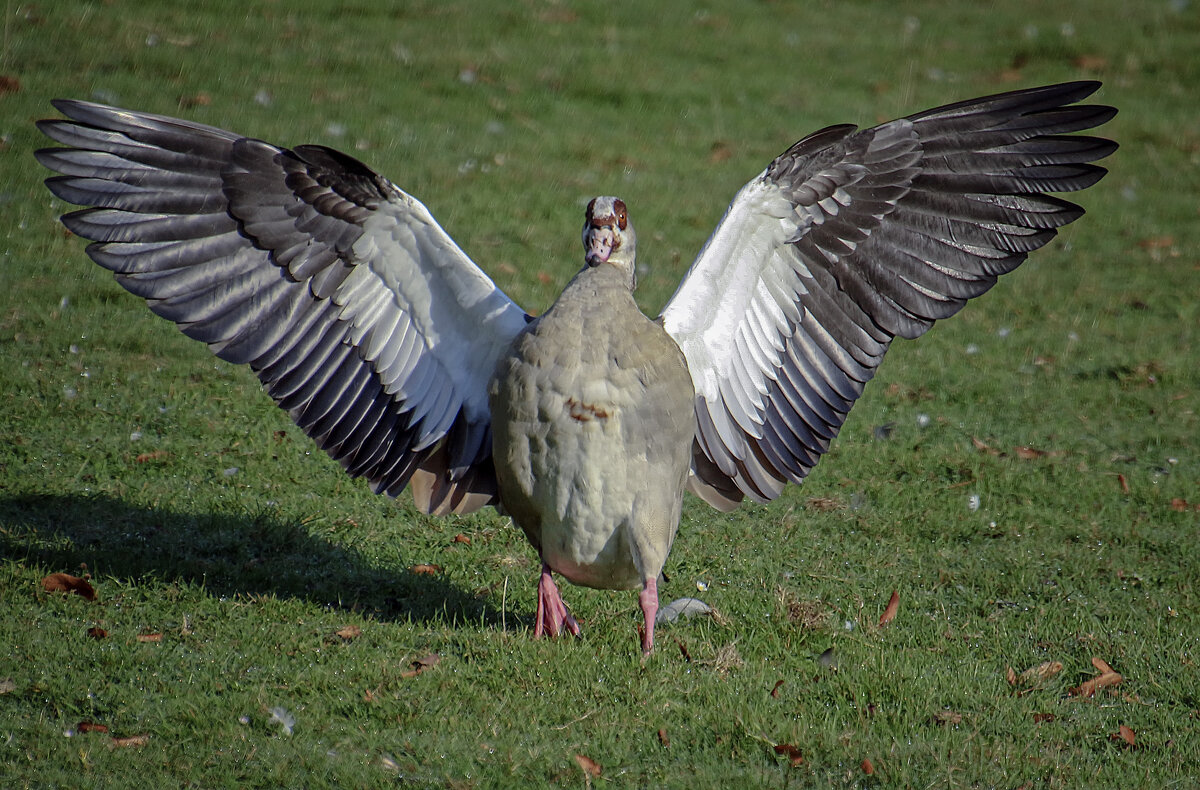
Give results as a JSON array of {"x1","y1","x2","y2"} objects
[{"x1": 582, "y1": 196, "x2": 637, "y2": 289}]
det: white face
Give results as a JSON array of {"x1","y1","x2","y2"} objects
[{"x1": 582, "y1": 196, "x2": 634, "y2": 267}]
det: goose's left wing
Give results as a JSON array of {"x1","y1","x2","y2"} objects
[{"x1": 659, "y1": 82, "x2": 1116, "y2": 510}]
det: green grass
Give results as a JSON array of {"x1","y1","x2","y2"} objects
[{"x1": 2, "y1": 0, "x2": 1198, "y2": 786}]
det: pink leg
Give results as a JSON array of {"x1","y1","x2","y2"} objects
[
  {"x1": 533, "y1": 563, "x2": 580, "y2": 639},
  {"x1": 639, "y1": 576, "x2": 659, "y2": 654}
]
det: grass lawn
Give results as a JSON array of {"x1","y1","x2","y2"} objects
[{"x1": 1, "y1": 1, "x2": 1197, "y2": 786}]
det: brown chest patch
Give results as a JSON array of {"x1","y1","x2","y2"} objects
[{"x1": 566, "y1": 397, "x2": 611, "y2": 422}]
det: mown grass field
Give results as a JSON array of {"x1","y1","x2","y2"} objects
[{"x1": 1, "y1": 1, "x2": 1197, "y2": 787}]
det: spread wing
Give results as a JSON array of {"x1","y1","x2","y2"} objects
[
  {"x1": 37, "y1": 100, "x2": 531, "y2": 515},
  {"x1": 659, "y1": 81, "x2": 1117, "y2": 510}
]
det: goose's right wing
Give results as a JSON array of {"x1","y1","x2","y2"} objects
[{"x1": 37, "y1": 100, "x2": 530, "y2": 515}]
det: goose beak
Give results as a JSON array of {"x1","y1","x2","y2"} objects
[{"x1": 585, "y1": 223, "x2": 617, "y2": 265}]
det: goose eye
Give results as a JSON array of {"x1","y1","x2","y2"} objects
[{"x1": 614, "y1": 199, "x2": 627, "y2": 230}]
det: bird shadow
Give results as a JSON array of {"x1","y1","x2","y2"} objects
[{"x1": 0, "y1": 492, "x2": 506, "y2": 628}]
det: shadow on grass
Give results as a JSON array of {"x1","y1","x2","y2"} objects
[{"x1": 0, "y1": 492, "x2": 502, "y2": 627}]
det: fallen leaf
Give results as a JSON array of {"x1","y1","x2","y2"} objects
[
  {"x1": 1033, "y1": 713, "x2": 1056, "y2": 723},
  {"x1": 657, "y1": 728, "x2": 670, "y2": 747},
  {"x1": 178, "y1": 92, "x2": 212, "y2": 108},
  {"x1": 87, "y1": 626, "x2": 108, "y2": 639},
  {"x1": 109, "y1": 734, "x2": 150, "y2": 748},
  {"x1": 1072, "y1": 54, "x2": 1109, "y2": 70},
  {"x1": 574, "y1": 753, "x2": 602, "y2": 778},
  {"x1": 1018, "y1": 661, "x2": 1064, "y2": 684},
  {"x1": 400, "y1": 653, "x2": 441, "y2": 678},
  {"x1": 334, "y1": 625, "x2": 361, "y2": 640},
  {"x1": 1091, "y1": 656, "x2": 1116, "y2": 675},
  {"x1": 709, "y1": 140, "x2": 733, "y2": 164},
  {"x1": 452, "y1": 533, "x2": 471, "y2": 544},
  {"x1": 861, "y1": 758, "x2": 875, "y2": 775},
  {"x1": 1170, "y1": 498, "x2": 1196, "y2": 512},
  {"x1": 136, "y1": 633, "x2": 163, "y2": 643},
  {"x1": 1137, "y1": 235, "x2": 1174, "y2": 250},
  {"x1": 41, "y1": 573, "x2": 96, "y2": 601},
  {"x1": 770, "y1": 679, "x2": 784, "y2": 698},
  {"x1": 1014, "y1": 446, "x2": 1063, "y2": 460},
  {"x1": 1070, "y1": 669, "x2": 1123, "y2": 698},
  {"x1": 134, "y1": 450, "x2": 169, "y2": 463},
  {"x1": 410, "y1": 564, "x2": 442, "y2": 575},
  {"x1": 536, "y1": 271, "x2": 553, "y2": 285},
  {"x1": 879, "y1": 590, "x2": 899, "y2": 627},
  {"x1": 1114, "y1": 724, "x2": 1136, "y2": 746},
  {"x1": 972, "y1": 436, "x2": 1004, "y2": 456},
  {"x1": 931, "y1": 710, "x2": 963, "y2": 726},
  {"x1": 77, "y1": 721, "x2": 109, "y2": 734},
  {"x1": 1117, "y1": 473, "x2": 1130, "y2": 494},
  {"x1": 805, "y1": 496, "x2": 844, "y2": 512},
  {"x1": 675, "y1": 637, "x2": 692, "y2": 662},
  {"x1": 1006, "y1": 666, "x2": 1017, "y2": 685},
  {"x1": 0, "y1": 75, "x2": 20, "y2": 95},
  {"x1": 0, "y1": 679, "x2": 14, "y2": 694},
  {"x1": 773, "y1": 743, "x2": 804, "y2": 767}
]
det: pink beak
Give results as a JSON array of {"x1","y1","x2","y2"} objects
[{"x1": 585, "y1": 224, "x2": 616, "y2": 265}]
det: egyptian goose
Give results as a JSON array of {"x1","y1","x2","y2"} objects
[{"x1": 37, "y1": 81, "x2": 1116, "y2": 652}]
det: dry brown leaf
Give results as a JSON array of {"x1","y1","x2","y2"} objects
[
  {"x1": 1014, "y1": 446, "x2": 1063, "y2": 460},
  {"x1": 41, "y1": 573, "x2": 96, "y2": 601},
  {"x1": 1138, "y1": 235, "x2": 1175, "y2": 250},
  {"x1": 178, "y1": 92, "x2": 212, "y2": 108},
  {"x1": 1033, "y1": 713, "x2": 1056, "y2": 724},
  {"x1": 400, "y1": 653, "x2": 441, "y2": 678},
  {"x1": 1006, "y1": 666, "x2": 1017, "y2": 685},
  {"x1": 452, "y1": 533, "x2": 472, "y2": 544},
  {"x1": 773, "y1": 743, "x2": 804, "y2": 767},
  {"x1": 770, "y1": 679, "x2": 784, "y2": 698},
  {"x1": 709, "y1": 140, "x2": 733, "y2": 164},
  {"x1": 805, "y1": 496, "x2": 844, "y2": 512},
  {"x1": 879, "y1": 590, "x2": 899, "y2": 627},
  {"x1": 135, "y1": 450, "x2": 169, "y2": 463},
  {"x1": 410, "y1": 564, "x2": 442, "y2": 575},
  {"x1": 861, "y1": 758, "x2": 875, "y2": 775},
  {"x1": 335, "y1": 625, "x2": 362, "y2": 640},
  {"x1": 1073, "y1": 54, "x2": 1109, "y2": 70},
  {"x1": 1018, "y1": 661, "x2": 1064, "y2": 684},
  {"x1": 971, "y1": 436, "x2": 1004, "y2": 456},
  {"x1": 1091, "y1": 656, "x2": 1116, "y2": 675},
  {"x1": 657, "y1": 728, "x2": 670, "y2": 748},
  {"x1": 675, "y1": 637, "x2": 692, "y2": 662},
  {"x1": 87, "y1": 626, "x2": 108, "y2": 639},
  {"x1": 0, "y1": 679, "x2": 14, "y2": 694},
  {"x1": 136, "y1": 633, "x2": 163, "y2": 643},
  {"x1": 1170, "y1": 498, "x2": 1197, "y2": 512},
  {"x1": 1070, "y1": 670, "x2": 1123, "y2": 698},
  {"x1": 1115, "y1": 724, "x2": 1136, "y2": 746},
  {"x1": 536, "y1": 272, "x2": 553, "y2": 285},
  {"x1": 0, "y1": 75, "x2": 20, "y2": 95},
  {"x1": 931, "y1": 710, "x2": 963, "y2": 726},
  {"x1": 110, "y1": 734, "x2": 150, "y2": 748},
  {"x1": 77, "y1": 721, "x2": 109, "y2": 734},
  {"x1": 574, "y1": 753, "x2": 602, "y2": 778},
  {"x1": 1117, "y1": 473, "x2": 1130, "y2": 494}
]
